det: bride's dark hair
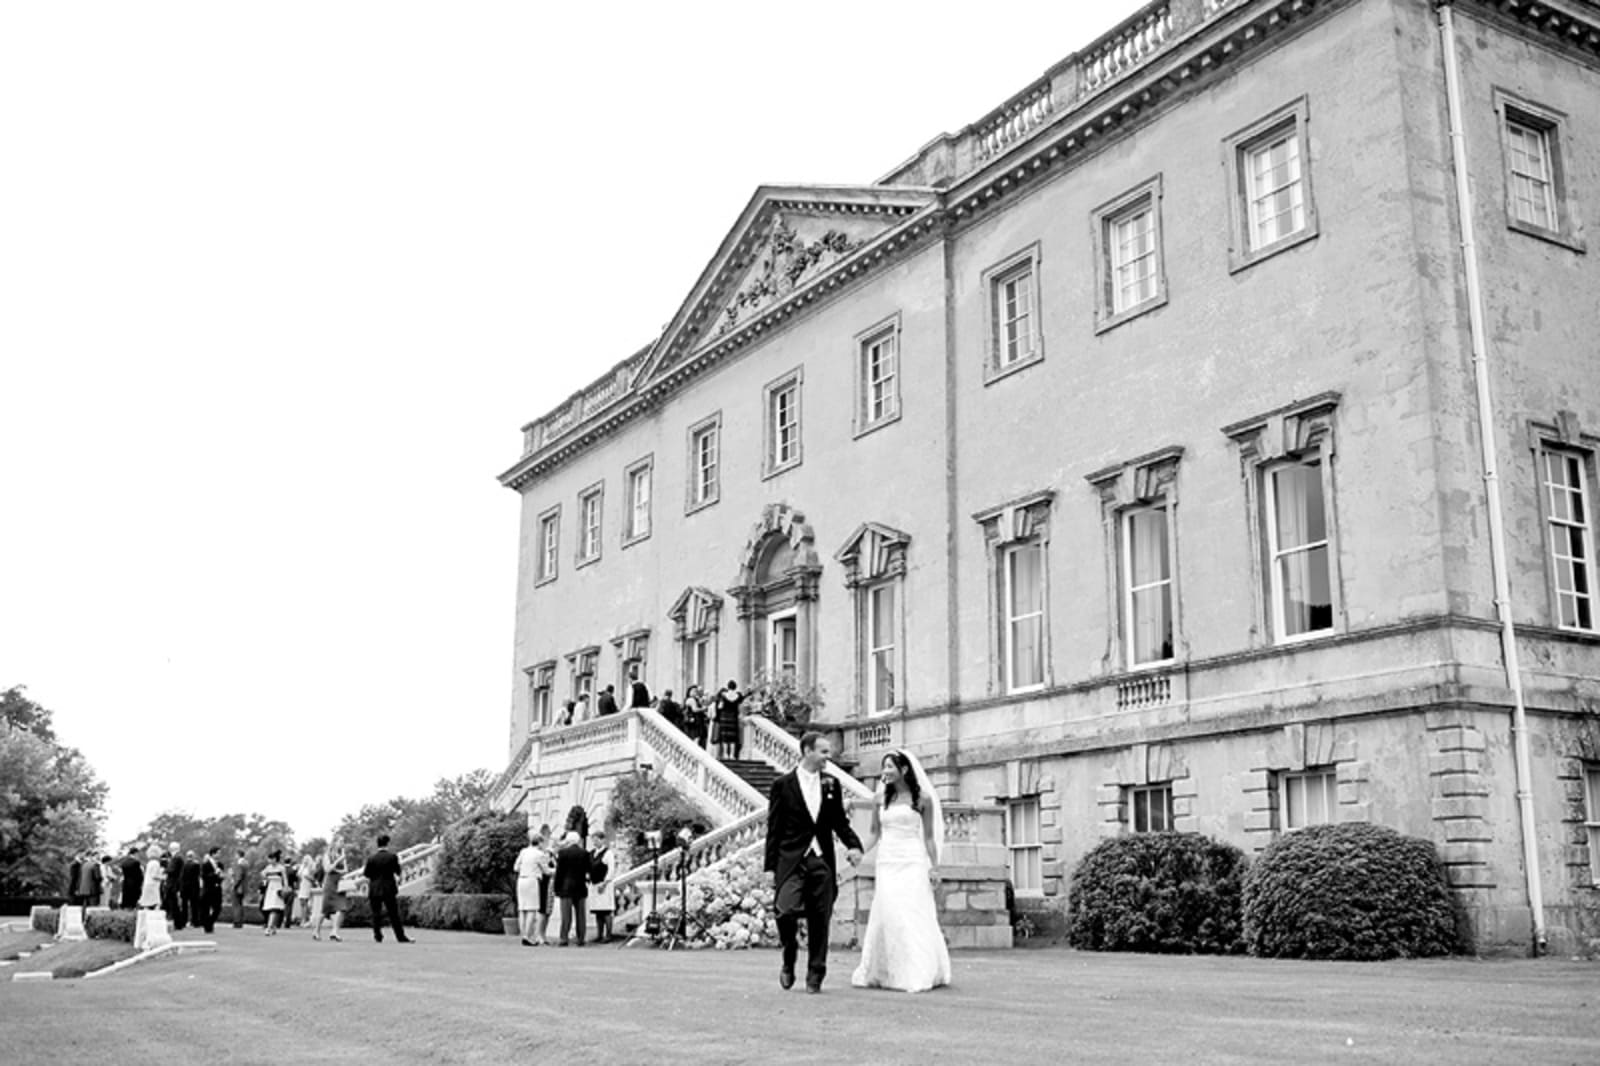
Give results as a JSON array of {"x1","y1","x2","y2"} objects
[{"x1": 881, "y1": 750, "x2": 922, "y2": 813}]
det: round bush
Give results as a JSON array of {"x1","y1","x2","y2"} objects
[
  {"x1": 1243, "y1": 822, "x2": 1461, "y2": 960},
  {"x1": 432, "y1": 809, "x2": 527, "y2": 897},
  {"x1": 1067, "y1": 832, "x2": 1248, "y2": 954}
]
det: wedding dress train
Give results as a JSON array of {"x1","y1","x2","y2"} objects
[{"x1": 851, "y1": 802, "x2": 951, "y2": 992}]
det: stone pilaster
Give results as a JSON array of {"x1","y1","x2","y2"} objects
[{"x1": 1425, "y1": 709, "x2": 1495, "y2": 891}]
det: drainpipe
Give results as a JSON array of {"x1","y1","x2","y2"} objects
[{"x1": 1436, "y1": 0, "x2": 1545, "y2": 955}]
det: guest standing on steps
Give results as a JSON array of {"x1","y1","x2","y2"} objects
[{"x1": 713, "y1": 680, "x2": 745, "y2": 760}]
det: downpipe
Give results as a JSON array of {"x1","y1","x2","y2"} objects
[{"x1": 1436, "y1": 0, "x2": 1546, "y2": 955}]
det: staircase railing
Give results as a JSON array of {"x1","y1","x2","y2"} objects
[
  {"x1": 611, "y1": 808, "x2": 768, "y2": 918},
  {"x1": 635, "y1": 706, "x2": 766, "y2": 821},
  {"x1": 339, "y1": 838, "x2": 444, "y2": 897},
  {"x1": 743, "y1": 715, "x2": 876, "y2": 801}
]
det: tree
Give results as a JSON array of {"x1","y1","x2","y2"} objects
[
  {"x1": 0, "y1": 688, "x2": 108, "y2": 895},
  {"x1": 432, "y1": 809, "x2": 526, "y2": 897},
  {"x1": 332, "y1": 769, "x2": 497, "y2": 862}
]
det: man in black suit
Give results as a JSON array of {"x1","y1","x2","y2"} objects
[
  {"x1": 628, "y1": 671, "x2": 651, "y2": 710},
  {"x1": 165, "y1": 844, "x2": 188, "y2": 930},
  {"x1": 764, "y1": 731, "x2": 863, "y2": 994},
  {"x1": 361, "y1": 834, "x2": 412, "y2": 943},
  {"x1": 180, "y1": 849, "x2": 204, "y2": 930},
  {"x1": 118, "y1": 847, "x2": 143, "y2": 910},
  {"x1": 199, "y1": 846, "x2": 225, "y2": 933},
  {"x1": 595, "y1": 685, "x2": 620, "y2": 717},
  {"x1": 552, "y1": 831, "x2": 590, "y2": 946}
]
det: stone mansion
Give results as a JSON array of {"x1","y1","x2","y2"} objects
[{"x1": 497, "y1": 0, "x2": 1600, "y2": 954}]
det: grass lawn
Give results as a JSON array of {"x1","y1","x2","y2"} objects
[
  {"x1": 0, "y1": 925, "x2": 1595, "y2": 1065},
  {"x1": 0, "y1": 928, "x2": 139, "y2": 978}
]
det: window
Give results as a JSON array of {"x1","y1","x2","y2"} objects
[
  {"x1": 1003, "y1": 542, "x2": 1046, "y2": 692},
  {"x1": 1541, "y1": 447, "x2": 1596, "y2": 632},
  {"x1": 623, "y1": 456, "x2": 653, "y2": 545},
  {"x1": 1585, "y1": 765, "x2": 1600, "y2": 882},
  {"x1": 669, "y1": 586, "x2": 723, "y2": 698},
  {"x1": 1265, "y1": 458, "x2": 1334, "y2": 640},
  {"x1": 536, "y1": 506, "x2": 560, "y2": 585},
  {"x1": 769, "y1": 611, "x2": 798, "y2": 678},
  {"x1": 763, "y1": 369, "x2": 803, "y2": 477},
  {"x1": 576, "y1": 483, "x2": 603, "y2": 565},
  {"x1": 1093, "y1": 177, "x2": 1167, "y2": 331},
  {"x1": 1128, "y1": 784, "x2": 1173, "y2": 833},
  {"x1": 977, "y1": 492, "x2": 1052, "y2": 695},
  {"x1": 528, "y1": 663, "x2": 555, "y2": 730},
  {"x1": 1279, "y1": 767, "x2": 1337, "y2": 831},
  {"x1": 687, "y1": 635, "x2": 711, "y2": 693},
  {"x1": 569, "y1": 648, "x2": 599, "y2": 710},
  {"x1": 866, "y1": 583, "x2": 896, "y2": 714},
  {"x1": 1496, "y1": 92, "x2": 1584, "y2": 251},
  {"x1": 1006, "y1": 798, "x2": 1042, "y2": 894},
  {"x1": 1225, "y1": 98, "x2": 1318, "y2": 271},
  {"x1": 982, "y1": 244, "x2": 1043, "y2": 382},
  {"x1": 615, "y1": 631, "x2": 649, "y2": 694},
  {"x1": 855, "y1": 317, "x2": 901, "y2": 435},
  {"x1": 1123, "y1": 504, "x2": 1174, "y2": 666},
  {"x1": 687, "y1": 414, "x2": 721, "y2": 512}
]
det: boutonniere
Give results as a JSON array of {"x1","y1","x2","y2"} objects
[{"x1": 821, "y1": 777, "x2": 838, "y2": 796}]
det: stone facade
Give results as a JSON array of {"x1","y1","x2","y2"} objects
[{"x1": 501, "y1": 0, "x2": 1600, "y2": 955}]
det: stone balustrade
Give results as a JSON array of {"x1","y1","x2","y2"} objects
[{"x1": 1081, "y1": 3, "x2": 1175, "y2": 94}]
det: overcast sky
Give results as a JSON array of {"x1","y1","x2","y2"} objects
[{"x1": 0, "y1": 1, "x2": 1147, "y2": 847}]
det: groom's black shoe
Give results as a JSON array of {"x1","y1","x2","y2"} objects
[
  {"x1": 805, "y1": 981, "x2": 822, "y2": 995},
  {"x1": 779, "y1": 966, "x2": 795, "y2": 990}
]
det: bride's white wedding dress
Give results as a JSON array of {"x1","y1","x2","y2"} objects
[{"x1": 851, "y1": 801, "x2": 952, "y2": 992}]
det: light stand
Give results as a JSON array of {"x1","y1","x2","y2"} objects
[
  {"x1": 662, "y1": 826, "x2": 694, "y2": 951},
  {"x1": 643, "y1": 829, "x2": 662, "y2": 940}
]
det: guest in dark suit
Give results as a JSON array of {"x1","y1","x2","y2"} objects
[
  {"x1": 553, "y1": 831, "x2": 591, "y2": 946},
  {"x1": 180, "y1": 849, "x2": 203, "y2": 930},
  {"x1": 765, "y1": 731, "x2": 863, "y2": 994},
  {"x1": 628, "y1": 672, "x2": 651, "y2": 710},
  {"x1": 199, "y1": 846, "x2": 225, "y2": 933},
  {"x1": 118, "y1": 848, "x2": 144, "y2": 910},
  {"x1": 165, "y1": 844, "x2": 188, "y2": 930},
  {"x1": 596, "y1": 685, "x2": 620, "y2": 718},
  {"x1": 657, "y1": 689, "x2": 685, "y2": 734},
  {"x1": 361, "y1": 834, "x2": 412, "y2": 944},
  {"x1": 227, "y1": 851, "x2": 248, "y2": 928},
  {"x1": 66, "y1": 855, "x2": 84, "y2": 907}
]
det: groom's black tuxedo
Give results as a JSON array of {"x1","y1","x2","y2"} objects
[{"x1": 765, "y1": 767, "x2": 863, "y2": 992}]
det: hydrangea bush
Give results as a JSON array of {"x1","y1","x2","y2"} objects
[{"x1": 657, "y1": 851, "x2": 781, "y2": 950}]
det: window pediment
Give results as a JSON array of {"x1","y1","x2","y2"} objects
[
  {"x1": 1222, "y1": 392, "x2": 1341, "y2": 464},
  {"x1": 974, "y1": 490, "x2": 1055, "y2": 546},
  {"x1": 1086, "y1": 445, "x2": 1184, "y2": 508},
  {"x1": 668, "y1": 587, "x2": 724, "y2": 637},
  {"x1": 835, "y1": 522, "x2": 911, "y2": 588}
]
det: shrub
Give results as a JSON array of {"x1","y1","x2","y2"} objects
[
  {"x1": 1243, "y1": 822, "x2": 1462, "y2": 960},
  {"x1": 605, "y1": 771, "x2": 711, "y2": 854},
  {"x1": 85, "y1": 910, "x2": 137, "y2": 942},
  {"x1": 1067, "y1": 832, "x2": 1248, "y2": 954},
  {"x1": 31, "y1": 906, "x2": 59, "y2": 935},
  {"x1": 340, "y1": 892, "x2": 511, "y2": 933},
  {"x1": 432, "y1": 809, "x2": 527, "y2": 899}
]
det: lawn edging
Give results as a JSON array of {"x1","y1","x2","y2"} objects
[{"x1": 83, "y1": 939, "x2": 218, "y2": 980}]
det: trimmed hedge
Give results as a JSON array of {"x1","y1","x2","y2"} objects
[
  {"x1": 1243, "y1": 822, "x2": 1462, "y2": 960},
  {"x1": 85, "y1": 910, "x2": 138, "y2": 942},
  {"x1": 1067, "y1": 832, "x2": 1248, "y2": 954}
]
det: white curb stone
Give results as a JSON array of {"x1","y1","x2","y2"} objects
[
  {"x1": 12, "y1": 971, "x2": 53, "y2": 982},
  {"x1": 84, "y1": 940, "x2": 218, "y2": 980}
]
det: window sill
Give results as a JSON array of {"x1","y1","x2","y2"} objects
[
  {"x1": 1272, "y1": 625, "x2": 1338, "y2": 647},
  {"x1": 574, "y1": 554, "x2": 600, "y2": 571},
  {"x1": 1005, "y1": 682, "x2": 1048, "y2": 697},
  {"x1": 1228, "y1": 225, "x2": 1318, "y2": 275},
  {"x1": 761, "y1": 458, "x2": 802, "y2": 482},
  {"x1": 621, "y1": 530, "x2": 651, "y2": 550},
  {"x1": 684, "y1": 494, "x2": 719, "y2": 517},
  {"x1": 1094, "y1": 292, "x2": 1169, "y2": 335},
  {"x1": 534, "y1": 574, "x2": 558, "y2": 588},
  {"x1": 1507, "y1": 219, "x2": 1587, "y2": 255},
  {"x1": 984, "y1": 350, "x2": 1044, "y2": 387},
  {"x1": 853, "y1": 410, "x2": 902, "y2": 440}
]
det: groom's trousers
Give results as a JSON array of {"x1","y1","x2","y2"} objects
[{"x1": 776, "y1": 853, "x2": 835, "y2": 986}]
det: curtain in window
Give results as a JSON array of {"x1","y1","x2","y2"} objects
[
  {"x1": 1273, "y1": 461, "x2": 1331, "y2": 634},
  {"x1": 1008, "y1": 544, "x2": 1044, "y2": 688},
  {"x1": 870, "y1": 584, "x2": 895, "y2": 711},
  {"x1": 1128, "y1": 508, "x2": 1172, "y2": 663}
]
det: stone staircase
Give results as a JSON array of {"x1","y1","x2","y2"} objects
[{"x1": 719, "y1": 758, "x2": 781, "y2": 800}]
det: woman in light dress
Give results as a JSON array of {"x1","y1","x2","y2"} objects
[
  {"x1": 851, "y1": 749, "x2": 952, "y2": 993},
  {"x1": 513, "y1": 826, "x2": 554, "y2": 946},
  {"x1": 587, "y1": 830, "x2": 615, "y2": 944},
  {"x1": 136, "y1": 844, "x2": 165, "y2": 909},
  {"x1": 260, "y1": 849, "x2": 288, "y2": 936},
  {"x1": 295, "y1": 852, "x2": 318, "y2": 927}
]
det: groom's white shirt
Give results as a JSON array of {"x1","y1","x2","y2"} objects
[{"x1": 797, "y1": 765, "x2": 823, "y2": 856}]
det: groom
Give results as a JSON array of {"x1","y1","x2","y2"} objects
[{"x1": 765, "y1": 731, "x2": 863, "y2": 994}]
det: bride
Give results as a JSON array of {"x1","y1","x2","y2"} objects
[{"x1": 851, "y1": 748, "x2": 952, "y2": 993}]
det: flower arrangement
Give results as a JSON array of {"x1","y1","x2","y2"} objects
[
  {"x1": 745, "y1": 669, "x2": 825, "y2": 732},
  {"x1": 658, "y1": 851, "x2": 782, "y2": 950}
]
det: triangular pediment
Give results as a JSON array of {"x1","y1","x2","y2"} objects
[{"x1": 640, "y1": 185, "x2": 936, "y2": 386}]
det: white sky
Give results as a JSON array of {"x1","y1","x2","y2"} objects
[{"x1": 0, "y1": 0, "x2": 1146, "y2": 847}]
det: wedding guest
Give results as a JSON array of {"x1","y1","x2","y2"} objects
[
  {"x1": 73, "y1": 850, "x2": 102, "y2": 916},
  {"x1": 137, "y1": 844, "x2": 166, "y2": 909},
  {"x1": 361, "y1": 834, "x2": 412, "y2": 944},
  {"x1": 596, "y1": 685, "x2": 620, "y2": 718},
  {"x1": 657, "y1": 689, "x2": 685, "y2": 734},
  {"x1": 312, "y1": 841, "x2": 350, "y2": 942},
  {"x1": 227, "y1": 850, "x2": 249, "y2": 928},
  {"x1": 713, "y1": 680, "x2": 745, "y2": 760},
  {"x1": 260, "y1": 850, "x2": 288, "y2": 936},
  {"x1": 283, "y1": 857, "x2": 301, "y2": 927},
  {"x1": 564, "y1": 804, "x2": 589, "y2": 848},
  {"x1": 553, "y1": 831, "x2": 590, "y2": 947},
  {"x1": 164, "y1": 843, "x2": 188, "y2": 930},
  {"x1": 200, "y1": 846, "x2": 225, "y2": 933},
  {"x1": 118, "y1": 847, "x2": 144, "y2": 910},
  {"x1": 100, "y1": 854, "x2": 120, "y2": 909},
  {"x1": 556, "y1": 699, "x2": 576, "y2": 727},
  {"x1": 534, "y1": 824, "x2": 554, "y2": 941},
  {"x1": 513, "y1": 827, "x2": 552, "y2": 946},
  {"x1": 588, "y1": 830, "x2": 615, "y2": 944},
  {"x1": 295, "y1": 852, "x2": 318, "y2": 927},
  {"x1": 180, "y1": 849, "x2": 204, "y2": 930},
  {"x1": 65, "y1": 853, "x2": 83, "y2": 908},
  {"x1": 684, "y1": 685, "x2": 710, "y2": 749},
  {"x1": 628, "y1": 670, "x2": 651, "y2": 710}
]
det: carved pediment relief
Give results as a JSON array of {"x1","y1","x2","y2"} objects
[{"x1": 709, "y1": 212, "x2": 891, "y2": 339}]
